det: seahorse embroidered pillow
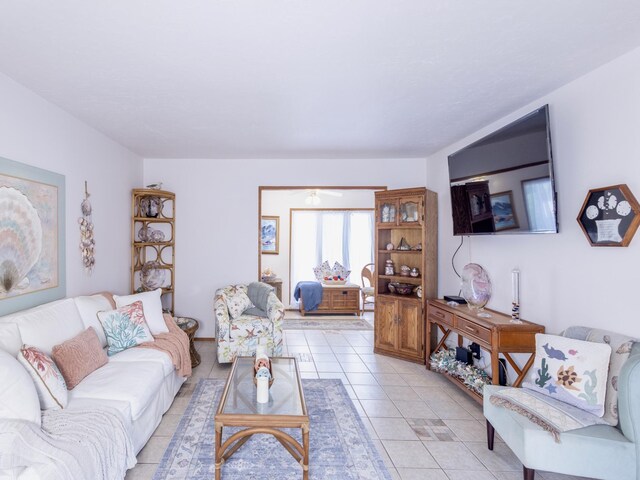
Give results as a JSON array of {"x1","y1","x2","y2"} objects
[
  {"x1": 523, "y1": 333, "x2": 612, "y2": 416},
  {"x1": 97, "y1": 300, "x2": 154, "y2": 356}
]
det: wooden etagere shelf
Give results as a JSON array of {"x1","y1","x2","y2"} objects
[
  {"x1": 131, "y1": 188, "x2": 176, "y2": 314},
  {"x1": 373, "y1": 187, "x2": 438, "y2": 364}
]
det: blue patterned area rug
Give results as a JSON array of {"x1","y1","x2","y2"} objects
[{"x1": 153, "y1": 378, "x2": 391, "y2": 480}]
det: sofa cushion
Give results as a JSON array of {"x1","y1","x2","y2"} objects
[
  {"x1": 98, "y1": 301, "x2": 154, "y2": 356},
  {"x1": 114, "y1": 288, "x2": 168, "y2": 335},
  {"x1": 7, "y1": 298, "x2": 85, "y2": 356},
  {"x1": 523, "y1": 333, "x2": 611, "y2": 417},
  {"x1": 68, "y1": 360, "x2": 165, "y2": 421},
  {"x1": 0, "y1": 349, "x2": 41, "y2": 426},
  {"x1": 52, "y1": 327, "x2": 108, "y2": 390},
  {"x1": 73, "y1": 294, "x2": 114, "y2": 347},
  {"x1": 247, "y1": 282, "x2": 274, "y2": 312},
  {"x1": 18, "y1": 345, "x2": 68, "y2": 410},
  {"x1": 0, "y1": 323, "x2": 22, "y2": 357},
  {"x1": 584, "y1": 329, "x2": 635, "y2": 425},
  {"x1": 109, "y1": 347, "x2": 174, "y2": 376}
]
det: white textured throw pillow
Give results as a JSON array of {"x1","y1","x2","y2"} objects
[
  {"x1": 225, "y1": 289, "x2": 255, "y2": 320},
  {"x1": 523, "y1": 333, "x2": 611, "y2": 417},
  {"x1": 18, "y1": 345, "x2": 68, "y2": 410},
  {"x1": 0, "y1": 323, "x2": 23, "y2": 357},
  {"x1": 114, "y1": 288, "x2": 168, "y2": 335},
  {"x1": 74, "y1": 294, "x2": 113, "y2": 347},
  {"x1": 0, "y1": 349, "x2": 41, "y2": 425}
]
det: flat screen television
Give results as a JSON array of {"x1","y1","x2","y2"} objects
[{"x1": 448, "y1": 105, "x2": 558, "y2": 236}]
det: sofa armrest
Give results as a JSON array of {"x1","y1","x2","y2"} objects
[
  {"x1": 618, "y1": 354, "x2": 640, "y2": 445},
  {"x1": 214, "y1": 290, "x2": 231, "y2": 344},
  {"x1": 266, "y1": 292, "x2": 284, "y2": 355}
]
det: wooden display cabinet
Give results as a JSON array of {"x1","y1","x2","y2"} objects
[
  {"x1": 373, "y1": 187, "x2": 438, "y2": 363},
  {"x1": 131, "y1": 189, "x2": 175, "y2": 314}
]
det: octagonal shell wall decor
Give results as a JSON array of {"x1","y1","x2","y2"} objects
[{"x1": 577, "y1": 184, "x2": 640, "y2": 247}]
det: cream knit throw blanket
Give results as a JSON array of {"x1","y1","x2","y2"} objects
[{"x1": 0, "y1": 407, "x2": 136, "y2": 480}]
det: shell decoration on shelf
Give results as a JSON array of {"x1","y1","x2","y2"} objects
[
  {"x1": 78, "y1": 181, "x2": 95, "y2": 274},
  {"x1": 140, "y1": 261, "x2": 165, "y2": 290},
  {"x1": 0, "y1": 186, "x2": 43, "y2": 294}
]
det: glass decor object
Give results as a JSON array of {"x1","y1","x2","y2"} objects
[
  {"x1": 460, "y1": 263, "x2": 492, "y2": 318},
  {"x1": 140, "y1": 261, "x2": 165, "y2": 290}
]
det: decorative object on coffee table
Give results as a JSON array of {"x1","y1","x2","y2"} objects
[
  {"x1": 175, "y1": 317, "x2": 201, "y2": 368},
  {"x1": 131, "y1": 188, "x2": 175, "y2": 313},
  {"x1": 577, "y1": 184, "x2": 640, "y2": 247}
]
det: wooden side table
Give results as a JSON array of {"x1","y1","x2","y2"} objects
[
  {"x1": 262, "y1": 277, "x2": 283, "y2": 302},
  {"x1": 175, "y1": 317, "x2": 201, "y2": 368}
]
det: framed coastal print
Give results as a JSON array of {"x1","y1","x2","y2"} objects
[
  {"x1": 261, "y1": 216, "x2": 279, "y2": 254},
  {"x1": 490, "y1": 191, "x2": 519, "y2": 231},
  {"x1": 0, "y1": 157, "x2": 66, "y2": 316}
]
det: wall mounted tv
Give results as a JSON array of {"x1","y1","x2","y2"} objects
[{"x1": 448, "y1": 105, "x2": 558, "y2": 236}]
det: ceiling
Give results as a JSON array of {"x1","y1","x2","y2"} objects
[{"x1": 1, "y1": 1, "x2": 640, "y2": 159}]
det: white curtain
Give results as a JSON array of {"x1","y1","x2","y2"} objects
[
  {"x1": 522, "y1": 177, "x2": 555, "y2": 232},
  {"x1": 290, "y1": 210, "x2": 374, "y2": 305}
]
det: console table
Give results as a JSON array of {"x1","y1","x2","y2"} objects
[{"x1": 426, "y1": 299, "x2": 544, "y2": 403}]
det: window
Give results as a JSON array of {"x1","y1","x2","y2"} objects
[
  {"x1": 290, "y1": 210, "x2": 374, "y2": 304},
  {"x1": 522, "y1": 177, "x2": 555, "y2": 232}
]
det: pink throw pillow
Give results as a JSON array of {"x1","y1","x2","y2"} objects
[{"x1": 52, "y1": 327, "x2": 108, "y2": 390}]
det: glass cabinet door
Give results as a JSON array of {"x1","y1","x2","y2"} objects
[
  {"x1": 399, "y1": 198, "x2": 423, "y2": 225},
  {"x1": 378, "y1": 200, "x2": 398, "y2": 225}
]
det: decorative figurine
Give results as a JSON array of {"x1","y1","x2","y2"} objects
[
  {"x1": 397, "y1": 237, "x2": 411, "y2": 250},
  {"x1": 384, "y1": 259, "x2": 395, "y2": 275}
]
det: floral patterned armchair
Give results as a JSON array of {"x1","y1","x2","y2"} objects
[{"x1": 214, "y1": 284, "x2": 284, "y2": 363}]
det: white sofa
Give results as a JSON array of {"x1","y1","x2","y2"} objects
[{"x1": 0, "y1": 294, "x2": 187, "y2": 477}]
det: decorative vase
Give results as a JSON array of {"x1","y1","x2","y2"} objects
[
  {"x1": 410, "y1": 267, "x2": 420, "y2": 277},
  {"x1": 460, "y1": 263, "x2": 492, "y2": 318},
  {"x1": 384, "y1": 259, "x2": 395, "y2": 276}
]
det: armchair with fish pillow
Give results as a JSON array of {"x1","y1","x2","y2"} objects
[
  {"x1": 483, "y1": 326, "x2": 640, "y2": 480},
  {"x1": 214, "y1": 284, "x2": 284, "y2": 363}
]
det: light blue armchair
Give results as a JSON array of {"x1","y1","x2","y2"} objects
[{"x1": 483, "y1": 328, "x2": 639, "y2": 480}]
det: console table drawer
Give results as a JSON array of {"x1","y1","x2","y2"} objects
[
  {"x1": 456, "y1": 317, "x2": 491, "y2": 344},
  {"x1": 428, "y1": 305, "x2": 454, "y2": 328}
]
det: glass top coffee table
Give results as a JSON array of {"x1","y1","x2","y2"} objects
[{"x1": 215, "y1": 356, "x2": 309, "y2": 479}]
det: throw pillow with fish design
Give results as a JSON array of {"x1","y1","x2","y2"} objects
[{"x1": 523, "y1": 333, "x2": 612, "y2": 417}]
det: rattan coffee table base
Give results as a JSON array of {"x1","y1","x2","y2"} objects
[{"x1": 214, "y1": 424, "x2": 309, "y2": 480}]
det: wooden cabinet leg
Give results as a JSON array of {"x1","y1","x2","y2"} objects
[
  {"x1": 491, "y1": 350, "x2": 500, "y2": 385},
  {"x1": 486, "y1": 421, "x2": 495, "y2": 450},
  {"x1": 523, "y1": 466, "x2": 535, "y2": 480}
]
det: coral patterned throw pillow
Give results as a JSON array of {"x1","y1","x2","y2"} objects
[
  {"x1": 18, "y1": 345, "x2": 68, "y2": 410},
  {"x1": 97, "y1": 300, "x2": 154, "y2": 356}
]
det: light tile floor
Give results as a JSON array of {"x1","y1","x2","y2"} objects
[{"x1": 125, "y1": 314, "x2": 591, "y2": 480}]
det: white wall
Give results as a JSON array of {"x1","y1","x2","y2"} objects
[
  {"x1": 0, "y1": 72, "x2": 142, "y2": 303},
  {"x1": 261, "y1": 189, "x2": 377, "y2": 307},
  {"x1": 427, "y1": 45, "x2": 640, "y2": 338},
  {"x1": 143, "y1": 159, "x2": 427, "y2": 337}
]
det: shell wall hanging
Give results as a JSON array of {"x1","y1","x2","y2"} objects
[{"x1": 78, "y1": 181, "x2": 95, "y2": 274}]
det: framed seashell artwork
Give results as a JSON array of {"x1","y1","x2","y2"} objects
[{"x1": 1, "y1": 156, "x2": 66, "y2": 315}]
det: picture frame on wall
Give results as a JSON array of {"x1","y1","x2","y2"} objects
[
  {"x1": 261, "y1": 216, "x2": 279, "y2": 255},
  {"x1": 0, "y1": 156, "x2": 66, "y2": 316},
  {"x1": 577, "y1": 184, "x2": 640, "y2": 247},
  {"x1": 490, "y1": 190, "x2": 519, "y2": 231}
]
